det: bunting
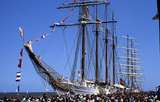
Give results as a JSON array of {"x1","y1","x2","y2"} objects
[
  {"x1": 18, "y1": 27, "x2": 24, "y2": 38},
  {"x1": 17, "y1": 48, "x2": 24, "y2": 68},
  {"x1": 16, "y1": 72, "x2": 21, "y2": 82},
  {"x1": 41, "y1": 33, "x2": 48, "y2": 39},
  {"x1": 18, "y1": 58, "x2": 23, "y2": 68},
  {"x1": 20, "y1": 48, "x2": 24, "y2": 57},
  {"x1": 33, "y1": 33, "x2": 49, "y2": 42}
]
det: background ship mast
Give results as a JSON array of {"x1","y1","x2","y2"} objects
[
  {"x1": 118, "y1": 35, "x2": 143, "y2": 91},
  {"x1": 112, "y1": 13, "x2": 116, "y2": 85},
  {"x1": 105, "y1": 3, "x2": 109, "y2": 84}
]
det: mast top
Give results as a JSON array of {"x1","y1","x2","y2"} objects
[{"x1": 57, "y1": 0, "x2": 110, "y2": 9}]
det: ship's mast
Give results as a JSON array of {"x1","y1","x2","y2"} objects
[
  {"x1": 81, "y1": 20, "x2": 86, "y2": 82},
  {"x1": 126, "y1": 35, "x2": 130, "y2": 87},
  {"x1": 52, "y1": 0, "x2": 115, "y2": 83},
  {"x1": 95, "y1": 0, "x2": 99, "y2": 83},
  {"x1": 80, "y1": 5, "x2": 88, "y2": 82},
  {"x1": 132, "y1": 47, "x2": 139, "y2": 89},
  {"x1": 105, "y1": 3, "x2": 109, "y2": 84},
  {"x1": 112, "y1": 13, "x2": 116, "y2": 85},
  {"x1": 130, "y1": 39, "x2": 134, "y2": 89},
  {"x1": 119, "y1": 35, "x2": 142, "y2": 90}
]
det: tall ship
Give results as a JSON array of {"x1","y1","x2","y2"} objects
[{"x1": 18, "y1": 0, "x2": 142, "y2": 94}]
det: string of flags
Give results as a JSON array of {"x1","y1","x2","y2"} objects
[
  {"x1": 17, "y1": 48, "x2": 24, "y2": 68},
  {"x1": 34, "y1": 33, "x2": 49, "y2": 42},
  {"x1": 16, "y1": 26, "x2": 25, "y2": 92},
  {"x1": 16, "y1": 27, "x2": 50, "y2": 91},
  {"x1": 15, "y1": 2, "x2": 76, "y2": 90},
  {"x1": 15, "y1": 71, "x2": 21, "y2": 93},
  {"x1": 16, "y1": 72, "x2": 21, "y2": 82},
  {"x1": 51, "y1": 1, "x2": 75, "y2": 31}
]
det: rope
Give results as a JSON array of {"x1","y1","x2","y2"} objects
[
  {"x1": 61, "y1": 8, "x2": 75, "y2": 23},
  {"x1": 99, "y1": 32, "x2": 105, "y2": 80},
  {"x1": 70, "y1": 27, "x2": 81, "y2": 81},
  {"x1": 86, "y1": 25, "x2": 94, "y2": 80}
]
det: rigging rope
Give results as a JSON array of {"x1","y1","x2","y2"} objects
[
  {"x1": 61, "y1": 28, "x2": 69, "y2": 63},
  {"x1": 31, "y1": 0, "x2": 77, "y2": 43},
  {"x1": 86, "y1": 25, "x2": 94, "y2": 80},
  {"x1": 70, "y1": 27, "x2": 81, "y2": 81},
  {"x1": 99, "y1": 32, "x2": 105, "y2": 81}
]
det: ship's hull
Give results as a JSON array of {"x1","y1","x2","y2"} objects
[{"x1": 57, "y1": 81, "x2": 99, "y2": 94}]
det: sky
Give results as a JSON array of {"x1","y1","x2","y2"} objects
[{"x1": 0, "y1": 0, "x2": 159, "y2": 92}]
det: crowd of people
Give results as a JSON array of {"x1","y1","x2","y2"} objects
[{"x1": 0, "y1": 92, "x2": 160, "y2": 102}]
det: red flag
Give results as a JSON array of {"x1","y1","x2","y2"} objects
[{"x1": 18, "y1": 58, "x2": 23, "y2": 68}]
